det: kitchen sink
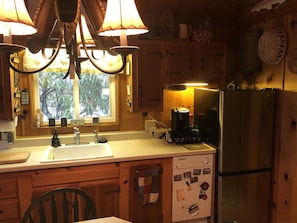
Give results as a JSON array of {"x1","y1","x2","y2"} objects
[{"x1": 40, "y1": 143, "x2": 113, "y2": 163}]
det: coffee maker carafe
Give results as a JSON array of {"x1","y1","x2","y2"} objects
[{"x1": 171, "y1": 107, "x2": 189, "y2": 136}]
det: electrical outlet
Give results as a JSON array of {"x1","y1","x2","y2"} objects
[
  {"x1": 0, "y1": 132, "x2": 8, "y2": 140},
  {"x1": 70, "y1": 119, "x2": 85, "y2": 126},
  {"x1": 145, "y1": 120, "x2": 156, "y2": 131}
]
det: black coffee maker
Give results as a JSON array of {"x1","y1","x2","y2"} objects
[
  {"x1": 170, "y1": 107, "x2": 202, "y2": 144},
  {"x1": 171, "y1": 107, "x2": 190, "y2": 136}
]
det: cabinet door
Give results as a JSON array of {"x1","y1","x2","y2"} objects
[
  {"x1": 79, "y1": 180, "x2": 120, "y2": 218},
  {"x1": 120, "y1": 158, "x2": 172, "y2": 223},
  {"x1": 0, "y1": 178, "x2": 19, "y2": 222},
  {"x1": 0, "y1": 53, "x2": 14, "y2": 120},
  {"x1": 198, "y1": 44, "x2": 226, "y2": 88},
  {"x1": 127, "y1": 42, "x2": 164, "y2": 112},
  {"x1": 166, "y1": 44, "x2": 197, "y2": 84},
  {"x1": 129, "y1": 164, "x2": 163, "y2": 223}
]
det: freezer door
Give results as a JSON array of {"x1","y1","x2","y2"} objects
[
  {"x1": 218, "y1": 90, "x2": 275, "y2": 173},
  {"x1": 216, "y1": 171, "x2": 271, "y2": 223}
]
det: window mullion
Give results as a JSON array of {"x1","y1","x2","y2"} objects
[{"x1": 73, "y1": 77, "x2": 80, "y2": 119}]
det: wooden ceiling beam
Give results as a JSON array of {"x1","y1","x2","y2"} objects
[{"x1": 238, "y1": 0, "x2": 297, "y2": 27}]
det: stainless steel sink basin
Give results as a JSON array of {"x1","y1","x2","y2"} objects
[{"x1": 40, "y1": 143, "x2": 113, "y2": 163}]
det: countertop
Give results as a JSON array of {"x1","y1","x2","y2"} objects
[{"x1": 0, "y1": 131, "x2": 216, "y2": 173}]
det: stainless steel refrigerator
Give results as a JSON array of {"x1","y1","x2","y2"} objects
[{"x1": 194, "y1": 89, "x2": 276, "y2": 223}]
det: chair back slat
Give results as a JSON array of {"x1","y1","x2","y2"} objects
[
  {"x1": 73, "y1": 193, "x2": 79, "y2": 221},
  {"x1": 51, "y1": 194, "x2": 58, "y2": 223},
  {"x1": 63, "y1": 192, "x2": 69, "y2": 223},
  {"x1": 38, "y1": 202, "x2": 46, "y2": 223}
]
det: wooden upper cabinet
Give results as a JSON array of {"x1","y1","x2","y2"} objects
[
  {"x1": 0, "y1": 53, "x2": 14, "y2": 120},
  {"x1": 165, "y1": 43, "x2": 197, "y2": 84},
  {"x1": 126, "y1": 40, "x2": 226, "y2": 113},
  {"x1": 127, "y1": 41, "x2": 164, "y2": 112},
  {"x1": 165, "y1": 42, "x2": 226, "y2": 87},
  {"x1": 198, "y1": 44, "x2": 226, "y2": 88}
]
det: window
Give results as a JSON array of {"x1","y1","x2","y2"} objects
[{"x1": 24, "y1": 49, "x2": 122, "y2": 125}]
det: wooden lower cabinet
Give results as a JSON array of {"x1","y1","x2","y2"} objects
[
  {"x1": 119, "y1": 158, "x2": 172, "y2": 223},
  {"x1": 30, "y1": 163, "x2": 120, "y2": 221},
  {"x1": 0, "y1": 158, "x2": 173, "y2": 223},
  {"x1": 79, "y1": 180, "x2": 120, "y2": 218},
  {"x1": 0, "y1": 177, "x2": 20, "y2": 222}
]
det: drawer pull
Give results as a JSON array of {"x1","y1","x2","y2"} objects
[
  {"x1": 0, "y1": 209, "x2": 3, "y2": 214},
  {"x1": 104, "y1": 188, "x2": 120, "y2": 194}
]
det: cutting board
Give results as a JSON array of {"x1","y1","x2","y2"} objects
[{"x1": 0, "y1": 152, "x2": 31, "y2": 165}]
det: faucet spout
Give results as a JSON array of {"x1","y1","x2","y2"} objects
[
  {"x1": 93, "y1": 130, "x2": 99, "y2": 143},
  {"x1": 73, "y1": 127, "x2": 80, "y2": 145}
]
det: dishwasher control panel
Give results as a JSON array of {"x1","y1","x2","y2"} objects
[{"x1": 172, "y1": 154, "x2": 214, "y2": 222}]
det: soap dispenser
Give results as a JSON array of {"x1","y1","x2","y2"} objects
[{"x1": 51, "y1": 128, "x2": 61, "y2": 147}]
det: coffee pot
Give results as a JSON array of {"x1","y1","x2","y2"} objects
[{"x1": 171, "y1": 107, "x2": 190, "y2": 136}]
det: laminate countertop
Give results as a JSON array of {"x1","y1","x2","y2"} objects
[{"x1": 0, "y1": 131, "x2": 216, "y2": 173}]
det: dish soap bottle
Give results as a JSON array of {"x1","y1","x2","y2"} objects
[
  {"x1": 51, "y1": 128, "x2": 61, "y2": 147},
  {"x1": 36, "y1": 109, "x2": 43, "y2": 127}
]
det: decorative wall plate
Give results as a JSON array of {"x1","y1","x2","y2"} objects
[
  {"x1": 288, "y1": 48, "x2": 297, "y2": 74},
  {"x1": 258, "y1": 27, "x2": 287, "y2": 65}
]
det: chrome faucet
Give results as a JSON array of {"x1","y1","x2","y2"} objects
[
  {"x1": 73, "y1": 127, "x2": 80, "y2": 144},
  {"x1": 93, "y1": 130, "x2": 99, "y2": 143}
]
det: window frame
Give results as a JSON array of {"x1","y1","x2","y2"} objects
[
  {"x1": 26, "y1": 73, "x2": 120, "y2": 134},
  {"x1": 32, "y1": 72, "x2": 117, "y2": 126}
]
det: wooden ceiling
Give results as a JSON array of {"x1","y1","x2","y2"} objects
[
  {"x1": 18, "y1": 0, "x2": 297, "y2": 50},
  {"x1": 135, "y1": 0, "x2": 253, "y2": 28},
  {"x1": 134, "y1": 0, "x2": 297, "y2": 29}
]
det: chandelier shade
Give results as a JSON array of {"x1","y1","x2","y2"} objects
[
  {"x1": 76, "y1": 14, "x2": 95, "y2": 46},
  {"x1": 0, "y1": 0, "x2": 37, "y2": 36},
  {"x1": 98, "y1": 0, "x2": 148, "y2": 37}
]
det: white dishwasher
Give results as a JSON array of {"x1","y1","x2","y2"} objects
[{"x1": 172, "y1": 154, "x2": 213, "y2": 223}]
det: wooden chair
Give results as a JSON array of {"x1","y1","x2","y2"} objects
[{"x1": 21, "y1": 187, "x2": 97, "y2": 223}]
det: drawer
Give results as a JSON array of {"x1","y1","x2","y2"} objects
[
  {"x1": 0, "y1": 199, "x2": 19, "y2": 221},
  {"x1": 33, "y1": 163, "x2": 119, "y2": 187},
  {"x1": 0, "y1": 178, "x2": 17, "y2": 199}
]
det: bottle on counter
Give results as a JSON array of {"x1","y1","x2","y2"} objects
[
  {"x1": 36, "y1": 109, "x2": 43, "y2": 127},
  {"x1": 51, "y1": 128, "x2": 61, "y2": 147}
]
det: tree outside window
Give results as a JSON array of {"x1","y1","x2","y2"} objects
[{"x1": 38, "y1": 71, "x2": 111, "y2": 121}]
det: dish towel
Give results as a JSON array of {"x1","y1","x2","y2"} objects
[{"x1": 137, "y1": 168, "x2": 160, "y2": 205}]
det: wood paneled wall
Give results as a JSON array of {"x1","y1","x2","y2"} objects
[{"x1": 247, "y1": 12, "x2": 297, "y2": 223}]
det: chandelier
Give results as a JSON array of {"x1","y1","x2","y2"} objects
[{"x1": 0, "y1": 0, "x2": 148, "y2": 77}]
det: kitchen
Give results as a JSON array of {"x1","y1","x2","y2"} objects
[{"x1": 0, "y1": 0, "x2": 297, "y2": 222}]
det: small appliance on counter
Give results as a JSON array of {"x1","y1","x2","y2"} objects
[{"x1": 170, "y1": 107, "x2": 202, "y2": 144}]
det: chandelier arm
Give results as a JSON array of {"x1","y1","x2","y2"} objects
[
  {"x1": 7, "y1": 35, "x2": 63, "y2": 74},
  {"x1": 78, "y1": 15, "x2": 126, "y2": 74},
  {"x1": 62, "y1": 66, "x2": 70, "y2": 79}
]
